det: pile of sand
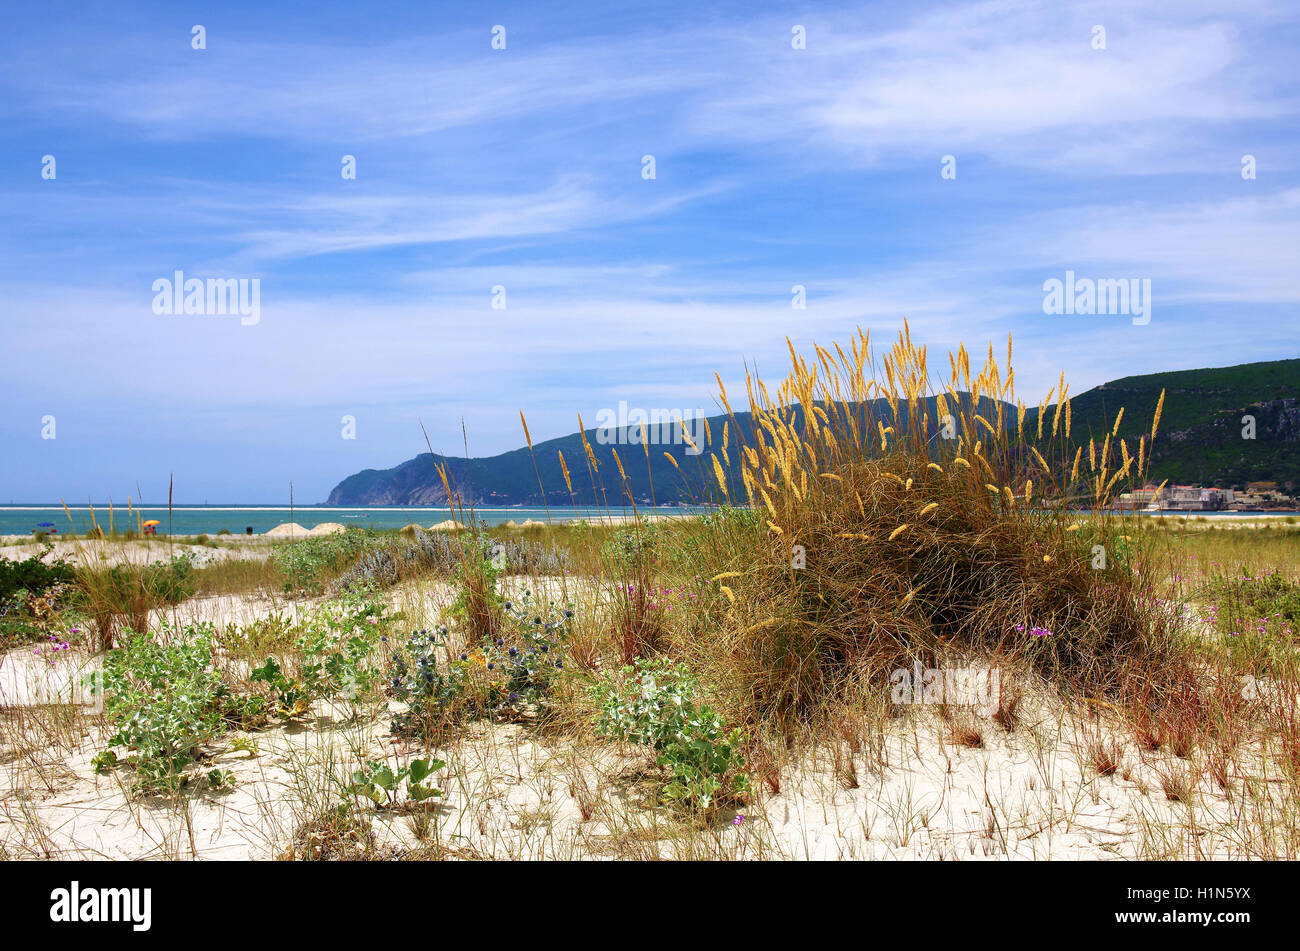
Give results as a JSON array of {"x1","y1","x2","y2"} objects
[
  {"x1": 265, "y1": 523, "x2": 308, "y2": 537},
  {"x1": 520, "y1": 519, "x2": 546, "y2": 528},
  {"x1": 307, "y1": 522, "x2": 346, "y2": 536},
  {"x1": 503, "y1": 520, "x2": 519, "y2": 528},
  {"x1": 429, "y1": 520, "x2": 464, "y2": 531}
]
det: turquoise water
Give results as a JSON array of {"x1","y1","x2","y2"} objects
[
  {"x1": 0, "y1": 505, "x2": 704, "y2": 537},
  {"x1": 2, "y1": 504, "x2": 1292, "y2": 537}
]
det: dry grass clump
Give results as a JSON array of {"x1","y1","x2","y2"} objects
[
  {"x1": 948, "y1": 722, "x2": 984, "y2": 749},
  {"x1": 1085, "y1": 734, "x2": 1124, "y2": 776},
  {"x1": 671, "y1": 326, "x2": 1178, "y2": 729}
]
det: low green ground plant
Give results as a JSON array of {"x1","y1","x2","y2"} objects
[
  {"x1": 347, "y1": 757, "x2": 444, "y2": 808},
  {"x1": 100, "y1": 626, "x2": 253, "y2": 790},
  {"x1": 1198, "y1": 569, "x2": 1300, "y2": 672},
  {"x1": 593, "y1": 657, "x2": 748, "y2": 810}
]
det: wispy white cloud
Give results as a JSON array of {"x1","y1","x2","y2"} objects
[
  {"x1": 237, "y1": 178, "x2": 728, "y2": 259},
  {"x1": 9, "y1": 2, "x2": 1292, "y2": 172}
]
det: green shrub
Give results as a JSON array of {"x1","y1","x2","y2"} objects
[
  {"x1": 0, "y1": 548, "x2": 76, "y2": 646},
  {"x1": 0, "y1": 548, "x2": 75, "y2": 600},
  {"x1": 217, "y1": 612, "x2": 301, "y2": 665},
  {"x1": 273, "y1": 529, "x2": 375, "y2": 593},
  {"x1": 593, "y1": 658, "x2": 747, "y2": 810},
  {"x1": 0, "y1": 590, "x2": 44, "y2": 646},
  {"x1": 450, "y1": 533, "x2": 504, "y2": 639},
  {"x1": 601, "y1": 523, "x2": 664, "y2": 572},
  {"x1": 252, "y1": 593, "x2": 389, "y2": 715},
  {"x1": 101, "y1": 627, "x2": 228, "y2": 790}
]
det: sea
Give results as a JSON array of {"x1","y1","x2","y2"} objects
[
  {"x1": 0, "y1": 505, "x2": 705, "y2": 537},
  {"x1": 1, "y1": 505, "x2": 1294, "y2": 538}
]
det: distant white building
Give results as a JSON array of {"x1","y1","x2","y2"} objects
[
  {"x1": 1117, "y1": 484, "x2": 1233, "y2": 511},
  {"x1": 1154, "y1": 485, "x2": 1231, "y2": 511}
]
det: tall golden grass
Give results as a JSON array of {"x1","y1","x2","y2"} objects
[{"x1": 636, "y1": 326, "x2": 1180, "y2": 727}]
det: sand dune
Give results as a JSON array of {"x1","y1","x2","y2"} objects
[{"x1": 307, "y1": 522, "x2": 346, "y2": 536}]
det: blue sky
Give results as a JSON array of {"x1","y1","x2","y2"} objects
[{"x1": 2, "y1": 0, "x2": 1297, "y2": 503}]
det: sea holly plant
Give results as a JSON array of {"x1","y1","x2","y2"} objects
[
  {"x1": 240, "y1": 595, "x2": 390, "y2": 721},
  {"x1": 482, "y1": 590, "x2": 572, "y2": 714},
  {"x1": 386, "y1": 600, "x2": 572, "y2": 736},
  {"x1": 347, "y1": 757, "x2": 444, "y2": 809},
  {"x1": 257, "y1": 593, "x2": 390, "y2": 715},
  {"x1": 387, "y1": 626, "x2": 471, "y2": 738},
  {"x1": 100, "y1": 626, "x2": 228, "y2": 790},
  {"x1": 593, "y1": 657, "x2": 748, "y2": 810}
]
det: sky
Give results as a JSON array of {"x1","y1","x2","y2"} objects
[{"x1": 1, "y1": 0, "x2": 1297, "y2": 503}]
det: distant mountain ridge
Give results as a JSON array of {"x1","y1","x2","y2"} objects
[
  {"x1": 326, "y1": 397, "x2": 977, "y2": 507},
  {"x1": 326, "y1": 358, "x2": 1300, "y2": 505},
  {"x1": 327, "y1": 395, "x2": 1005, "y2": 507}
]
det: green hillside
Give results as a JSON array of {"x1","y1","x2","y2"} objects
[
  {"x1": 329, "y1": 415, "x2": 748, "y2": 507},
  {"x1": 327, "y1": 358, "x2": 1300, "y2": 504},
  {"x1": 1026, "y1": 358, "x2": 1300, "y2": 490},
  {"x1": 327, "y1": 395, "x2": 1001, "y2": 506}
]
